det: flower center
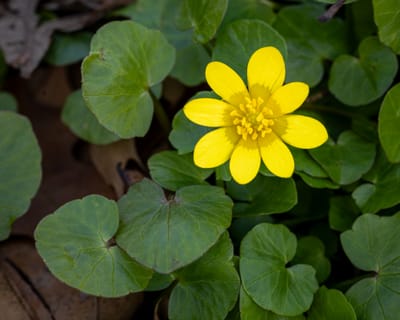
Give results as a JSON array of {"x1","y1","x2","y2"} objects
[{"x1": 230, "y1": 96, "x2": 274, "y2": 140}]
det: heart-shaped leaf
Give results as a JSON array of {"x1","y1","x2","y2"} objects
[
  {"x1": 309, "y1": 130, "x2": 376, "y2": 185},
  {"x1": 169, "y1": 233, "x2": 240, "y2": 320},
  {"x1": 240, "y1": 223, "x2": 318, "y2": 316},
  {"x1": 341, "y1": 213, "x2": 400, "y2": 320},
  {"x1": 116, "y1": 179, "x2": 232, "y2": 273},
  {"x1": 176, "y1": 0, "x2": 228, "y2": 43},
  {"x1": 0, "y1": 112, "x2": 41, "y2": 240},
  {"x1": 62, "y1": 90, "x2": 119, "y2": 145},
  {"x1": 352, "y1": 150, "x2": 400, "y2": 213},
  {"x1": 329, "y1": 36, "x2": 398, "y2": 106},
  {"x1": 226, "y1": 175, "x2": 297, "y2": 217},
  {"x1": 373, "y1": 0, "x2": 400, "y2": 54},
  {"x1": 148, "y1": 150, "x2": 213, "y2": 191},
  {"x1": 274, "y1": 3, "x2": 349, "y2": 87},
  {"x1": 213, "y1": 19, "x2": 287, "y2": 81},
  {"x1": 35, "y1": 195, "x2": 153, "y2": 297},
  {"x1": 82, "y1": 20, "x2": 175, "y2": 138},
  {"x1": 378, "y1": 83, "x2": 400, "y2": 163},
  {"x1": 308, "y1": 286, "x2": 356, "y2": 320}
]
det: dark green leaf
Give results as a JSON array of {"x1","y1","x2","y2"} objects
[
  {"x1": 274, "y1": 3, "x2": 349, "y2": 87},
  {"x1": 309, "y1": 131, "x2": 376, "y2": 185},
  {"x1": 148, "y1": 150, "x2": 213, "y2": 191},
  {"x1": 169, "y1": 233, "x2": 240, "y2": 320},
  {"x1": 227, "y1": 175, "x2": 297, "y2": 217},
  {"x1": 240, "y1": 223, "x2": 318, "y2": 316},
  {"x1": 308, "y1": 286, "x2": 356, "y2": 320},
  {"x1": 297, "y1": 172, "x2": 340, "y2": 190},
  {"x1": 329, "y1": 196, "x2": 360, "y2": 232},
  {"x1": 61, "y1": 90, "x2": 119, "y2": 145},
  {"x1": 176, "y1": 0, "x2": 228, "y2": 43},
  {"x1": 378, "y1": 83, "x2": 400, "y2": 163},
  {"x1": 373, "y1": 0, "x2": 400, "y2": 54},
  {"x1": 213, "y1": 19, "x2": 287, "y2": 81},
  {"x1": 328, "y1": 36, "x2": 398, "y2": 106},
  {"x1": 35, "y1": 195, "x2": 152, "y2": 297},
  {"x1": 45, "y1": 32, "x2": 91, "y2": 66},
  {"x1": 0, "y1": 92, "x2": 17, "y2": 112},
  {"x1": 116, "y1": 179, "x2": 232, "y2": 273},
  {"x1": 82, "y1": 21, "x2": 175, "y2": 138},
  {"x1": 0, "y1": 112, "x2": 41, "y2": 240},
  {"x1": 341, "y1": 213, "x2": 400, "y2": 320}
]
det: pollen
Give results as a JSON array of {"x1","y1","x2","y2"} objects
[{"x1": 230, "y1": 96, "x2": 274, "y2": 140}]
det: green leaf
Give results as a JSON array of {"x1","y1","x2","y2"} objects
[
  {"x1": 378, "y1": 83, "x2": 400, "y2": 163},
  {"x1": 240, "y1": 288, "x2": 305, "y2": 320},
  {"x1": 328, "y1": 196, "x2": 360, "y2": 232},
  {"x1": 350, "y1": 0, "x2": 376, "y2": 42},
  {"x1": 34, "y1": 195, "x2": 152, "y2": 297},
  {"x1": 373, "y1": 0, "x2": 400, "y2": 54},
  {"x1": 116, "y1": 179, "x2": 232, "y2": 273},
  {"x1": 45, "y1": 32, "x2": 91, "y2": 66},
  {"x1": 61, "y1": 90, "x2": 119, "y2": 145},
  {"x1": 82, "y1": 20, "x2": 175, "y2": 138},
  {"x1": 328, "y1": 36, "x2": 398, "y2": 106},
  {"x1": 308, "y1": 286, "x2": 356, "y2": 320},
  {"x1": 352, "y1": 150, "x2": 400, "y2": 213},
  {"x1": 213, "y1": 19, "x2": 287, "y2": 81},
  {"x1": 297, "y1": 172, "x2": 340, "y2": 190},
  {"x1": 240, "y1": 223, "x2": 318, "y2": 316},
  {"x1": 292, "y1": 148, "x2": 328, "y2": 178},
  {"x1": 309, "y1": 131, "x2": 376, "y2": 185},
  {"x1": 169, "y1": 233, "x2": 240, "y2": 320},
  {"x1": 226, "y1": 175, "x2": 297, "y2": 217},
  {"x1": 148, "y1": 150, "x2": 213, "y2": 191},
  {"x1": 145, "y1": 272, "x2": 174, "y2": 291},
  {"x1": 176, "y1": 0, "x2": 228, "y2": 43},
  {"x1": 341, "y1": 213, "x2": 400, "y2": 320},
  {"x1": 0, "y1": 92, "x2": 17, "y2": 112},
  {"x1": 292, "y1": 236, "x2": 331, "y2": 283},
  {"x1": 0, "y1": 112, "x2": 41, "y2": 240},
  {"x1": 274, "y1": 3, "x2": 349, "y2": 87}
]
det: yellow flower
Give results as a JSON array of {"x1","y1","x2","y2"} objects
[{"x1": 183, "y1": 47, "x2": 328, "y2": 184}]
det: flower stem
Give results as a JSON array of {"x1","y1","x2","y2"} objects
[{"x1": 150, "y1": 90, "x2": 171, "y2": 134}]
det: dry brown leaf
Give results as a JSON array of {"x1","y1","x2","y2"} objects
[{"x1": 90, "y1": 139, "x2": 145, "y2": 198}]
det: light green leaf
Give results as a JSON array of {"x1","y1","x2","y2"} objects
[
  {"x1": 308, "y1": 286, "x2": 356, "y2": 320},
  {"x1": 373, "y1": 0, "x2": 400, "y2": 54},
  {"x1": 292, "y1": 236, "x2": 331, "y2": 283},
  {"x1": 34, "y1": 195, "x2": 152, "y2": 297},
  {"x1": 328, "y1": 196, "x2": 360, "y2": 232},
  {"x1": 45, "y1": 32, "x2": 91, "y2": 66},
  {"x1": 0, "y1": 112, "x2": 41, "y2": 240},
  {"x1": 341, "y1": 213, "x2": 400, "y2": 320},
  {"x1": 240, "y1": 288, "x2": 305, "y2": 320},
  {"x1": 148, "y1": 150, "x2": 212, "y2": 191},
  {"x1": 226, "y1": 175, "x2": 297, "y2": 217},
  {"x1": 378, "y1": 83, "x2": 400, "y2": 163},
  {"x1": 328, "y1": 36, "x2": 398, "y2": 106},
  {"x1": 352, "y1": 150, "x2": 400, "y2": 213},
  {"x1": 61, "y1": 90, "x2": 119, "y2": 145},
  {"x1": 240, "y1": 223, "x2": 318, "y2": 316},
  {"x1": 169, "y1": 233, "x2": 240, "y2": 320},
  {"x1": 176, "y1": 0, "x2": 228, "y2": 43},
  {"x1": 82, "y1": 20, "x2": 175, "y2": 138},
  {"x1": 309, "y1": 131, "x2": 376, "y2": 185},
  {"x1": 274, "y1": 3, "x2": 349, "y2": 87},
  {"x1": 116, "y1": 179, "x2": 232, "y2": 273},
  {"x1": 213, "y1": 19, "x2": 287, "y2": 81},
  {"x1": 0, "y1": 92, "x2": 17, "y2": 112}
]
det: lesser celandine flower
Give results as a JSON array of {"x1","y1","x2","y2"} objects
[{"x1": 183, "y1": 46, "x2": 328, "y2": 184}]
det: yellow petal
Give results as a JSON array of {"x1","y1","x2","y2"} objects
[
  {"x1": 205, "y1": 61, "x2": 249, "y2": 106},
  {"x1": 183, "y1": 98, "x2": 235, "y2": 127},
  {"x1": 267, "y1": 82, "x2": 309, "y2": 116},
  {"x1": 273, "y1": 115, "x2": 328, "y2": 149},
  {"x1": 194, "y1": 127, "x2": 239, "y2": 168},
  {"x1": 258, "y1": 132, "x2": 294, "y2": 178},
  {"x1": 247, "y1": 47, "x2": 285, "y2": 101},
  {"x1": 229, "y1": 139, "x2": 260, "y2": 184}
]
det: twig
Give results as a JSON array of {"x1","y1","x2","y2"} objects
[{"x1": 319, "y1": 0, "x2": 345, "y2": 22}]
